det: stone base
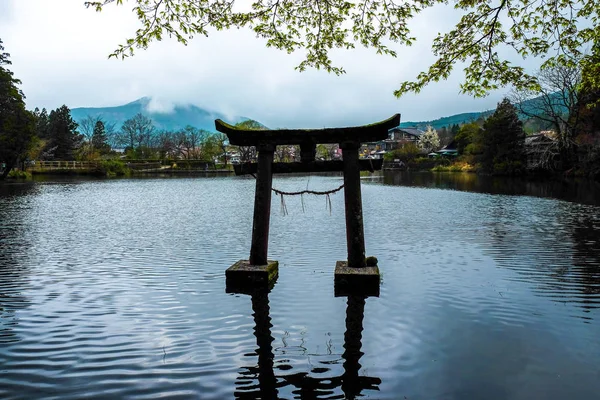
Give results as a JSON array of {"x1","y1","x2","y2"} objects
[
  {"x1": 225, "y1": 260, "x2": 279, "y2": 294},
  {"x1": 334, "y1": 261, "x2": 380, "y2": 297}
]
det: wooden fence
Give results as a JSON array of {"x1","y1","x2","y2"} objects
[
  {"x1": 27, "y1": 161, "x2": 101, "y2": 171},
  {"x1": 26, "y1": 160, "x2": 212, "y2": 172}
]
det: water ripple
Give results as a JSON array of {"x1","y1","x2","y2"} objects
[{"x1": 0, "y1": 175, "x2": 599, "y2": 399}]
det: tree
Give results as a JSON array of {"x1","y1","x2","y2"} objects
[
  {"x1": 511, "y1": 64, "x2": 582, "y2": 165},
  {"x1": 174, "y1": 125, "x2": 208, "y2": 159},
  {"x1": 201, "y1": 134, "x2": 222, "y2": 162},
  {"x1": 46, "y1": 105, "x2": 82, "y2": 160},
  {"x1": 78, "y1": 115, "x2": 112, "y2": 158},
  {"x1": 417, "y1": 126, "x2": 440, "y2": 153},
  {"x1": 316, "y1": 144, "x2": 339, "y2": 160},
  {"x1": 274, "y1": 145, "x2": 297, "y2": 162},
  {"x1": 574, "y1": 42, "x2": 600, "y2": 174},
  {"x1": 384, "y1": 142, "x2": 420, "y2": 162},
  {"x1": 454, "y1": 123, "x2": 482, "y2": 155},
  {"x1": 480, "y1": 98, "x2": 526, "y2": 174},
  {"x1": 92, "y1": 120, "x2": 111, "y2": 153},
  {"x1": 119, "y1": 113, "x2": 155, "y2": 156},
  {"x1": 437, "y1": 126, "x2": 453, "y2": 148},
  {"x1": 86, "y1": 0, "x2": 600, "y2": 98},
  {"x1": 577, "y1": 42, "x2": 600, "y2": 136},
  {"x1": 233, "y1": 119, "x2": 266, "y2": 162},
  {"x1": 79, "y1": 115, "x2": 99, "y2": 144},
  {"x1": 214, "y1": 133, "x2": 229, "y2": 166},
  {"x1": 0, "y1": 39, "x2": 36, "y2": 179},
  {"x1": 32, "y1": 107, "x2": 49, "y2": 139}
]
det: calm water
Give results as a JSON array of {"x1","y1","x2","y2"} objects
[{"x1": 1, "y1": 172, "x2": 599, "y2": 399}]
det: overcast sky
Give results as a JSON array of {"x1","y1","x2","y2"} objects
[{"x1": 2, "y1": 0, "x2": 542, "y2": 128}]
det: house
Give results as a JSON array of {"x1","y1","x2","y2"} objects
[
  {"x1": 436, "y1": 140, "x2": 459, "y2": 157},
  {"x1": 382, "y1": 127, "x2": 424, "y2": 151},
  {"x1": 388, "y1": 127, "x2": 424, "y2": 143},
  {"x1": 360, "y1": 126, "x2": 425, "y2": 158},
  {"x1": 525, "y1": 133, "x2": 557, "y2": 169}
]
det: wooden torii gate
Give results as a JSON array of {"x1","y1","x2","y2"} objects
[{"x1": 216, "y1": 114, "x2": 400, "y2": 292}]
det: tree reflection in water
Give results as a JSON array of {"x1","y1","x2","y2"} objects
[
  {"x1": 0, "y1": 183, "x2": 37, "y2": 345},
  {"x1": 233, "y1": 288, "x2": 380, "y2": 399}
]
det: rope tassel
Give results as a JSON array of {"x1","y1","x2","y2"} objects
[{"x1": 250, "y1": 173, "x2": 344, "y2": 216}]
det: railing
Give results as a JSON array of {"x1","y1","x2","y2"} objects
[
  {"x1": 27, "y1": 161, "x2": 101, "y2": 171},
  {"x1": 26, "y1": 160, "x2": 216, "y2": 172}
]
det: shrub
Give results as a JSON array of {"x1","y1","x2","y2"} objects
[
  {"x1": 384, "y1": 143, "x2": 421, "y2": 161},
  {"x1": 492, "y1": 160, "x2": 524, "y2": 175},
  {"x1": 7, "y1": 169, "x2": 31, "y2": 179},
  {"x1": 99, "y1": 160, "x2": 130, "y2": 177}
]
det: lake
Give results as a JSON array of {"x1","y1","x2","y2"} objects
[{"x1": 1, "y1": 172, "x2": 599, "y2": 399}]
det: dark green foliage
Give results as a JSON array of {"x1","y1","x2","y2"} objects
[
  {"x1": 480, "y1": 99, "x2": 526, "y2": 174},
  {"x1": 401, "y1": 114, "x2": 491, "y2": 131},
  {"x1": 454, "y1": 123, "x2": 481, "y2": 155},
  {"x1": 98, "y1": 160, "x2": 129, "y2": 176},
  {"x1": 577, "y1": 41, "x2": 600, "y2": 136},
  {"x1": 92, "y1": 120, "x2": 111, "y2": 153},
  {"x1": 574, "y1": 42, "x2": 600, "y2": 177},
  {"x1": 32, "y1": 107, "x2": 50, "y2": 139},
  {"x1": 451, "y1": 124, "x2": 460, "y2": 136},
  {"x1": 0, "y1": 38, "x2": 37, "y2": 179},
  {"x1": 383, "y1": 142, "x2": 420, "y2": 161},
  {"x1": 46, "y1": 105, "x2": 82, "y2": 160},
  {"x1": 234, "y1": 119, "x2": 268, "y2": 130}
]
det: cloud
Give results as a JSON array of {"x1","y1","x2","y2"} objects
[
  {"x1": 0, "y1": 2, "x2": 13, "y2": 23},
  {"x1": 144, "y1": 97, "x2": 176, "y2": 114},
  {"x1": 2, "y1": 0, "x2": 544, "y2": 129}
]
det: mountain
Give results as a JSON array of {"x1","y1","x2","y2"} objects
[
  {"x1": 400, "y1": 93, "x2": 565, "y2": 130},
  {"x1": 71, "y1": 97, "x2": 248, "y2": 132},
  {"x1": 72, "y1": 93, "x2": 562, "y2": 134},
  {"x1": 400, "y1": 110, "x2": 494, "y2": 130}
]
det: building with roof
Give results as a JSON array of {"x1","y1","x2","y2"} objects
[
  {"x1": 388, "y1": 127, "x2": 424, "y2": 143},
  {"x1": 360, "y1": 126, "x2": 426, "y2": 159}
]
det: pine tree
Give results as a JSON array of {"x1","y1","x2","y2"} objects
[
  {"x1": 91, "y1": 120, "x2": 110, "y2": 153},
  {"x1": 481, "y1": 98, "x2": 526, "y2": 174},
  {"x1": 33, "y1": 107, "x2": 50, "y2": 139},
  {"x1": 47, "y1": 105, "x2": 82, "y2": 160},
  {"x1": 0, "y1": 38, "x2": 36, "y2": 179}
]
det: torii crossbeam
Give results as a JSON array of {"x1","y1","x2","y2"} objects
[{"x1": 217, "y1": 114, "x2": 400, "y2": 292}]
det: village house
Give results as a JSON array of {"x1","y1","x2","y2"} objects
[
  {"x1": 361, "y1": 126, "x2": 425, "y2": 159},
  {"x1": 525, "y1": 131, "x2": 558, "y2": 169}
]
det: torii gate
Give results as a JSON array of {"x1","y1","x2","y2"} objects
[{"x1": 216, "y1": 114, "x2": 400, "y2": 294}]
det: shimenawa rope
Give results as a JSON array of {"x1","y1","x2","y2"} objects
[{"x1": 249, "y1": 173, "x2": 343, "y2": 215}]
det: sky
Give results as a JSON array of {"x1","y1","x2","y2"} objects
[{"x1": 1, "y1": 0, "x2": 542, "y2": 128}]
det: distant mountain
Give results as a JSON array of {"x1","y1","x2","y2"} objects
[
  {"x1": 400, "y1": 110, "x2": 495, "y2": 130},
  {"x1": 71, "y1": 97, "x2": 249, "y2": 132},
  {"x1": 72, "y1": 93, "x2": 562, "y2": 135},
  {"x1": 400, "y1": 93, "x2": 564, "y2": 130}
]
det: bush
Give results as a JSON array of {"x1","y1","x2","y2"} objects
[
  {"x1": 431, "y1": 161, "x2": 476, "y2": 172},
  {"x1": 492, "y1": 160, "x2": 524, "y2": 175},
  {"x1": 174, "y1": 160, "x2": 213, "y2": 169},
  {"x1": 99, "y1": 160, "x2": 130, "y2": 177},
  {"x1": 384, "y1": 143, "x2": 421, "y2": 161},
  {"x1": 7, "y1": 169, "x2": 31, "y2": 179}
]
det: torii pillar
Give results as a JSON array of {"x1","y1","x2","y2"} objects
[{"x1": 217, "y1": 114, "x2": 400, "y2": 294}]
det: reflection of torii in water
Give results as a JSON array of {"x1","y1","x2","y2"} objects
[{"x1": 232, "y1": 287, "x2": 381, "y2": 399}]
